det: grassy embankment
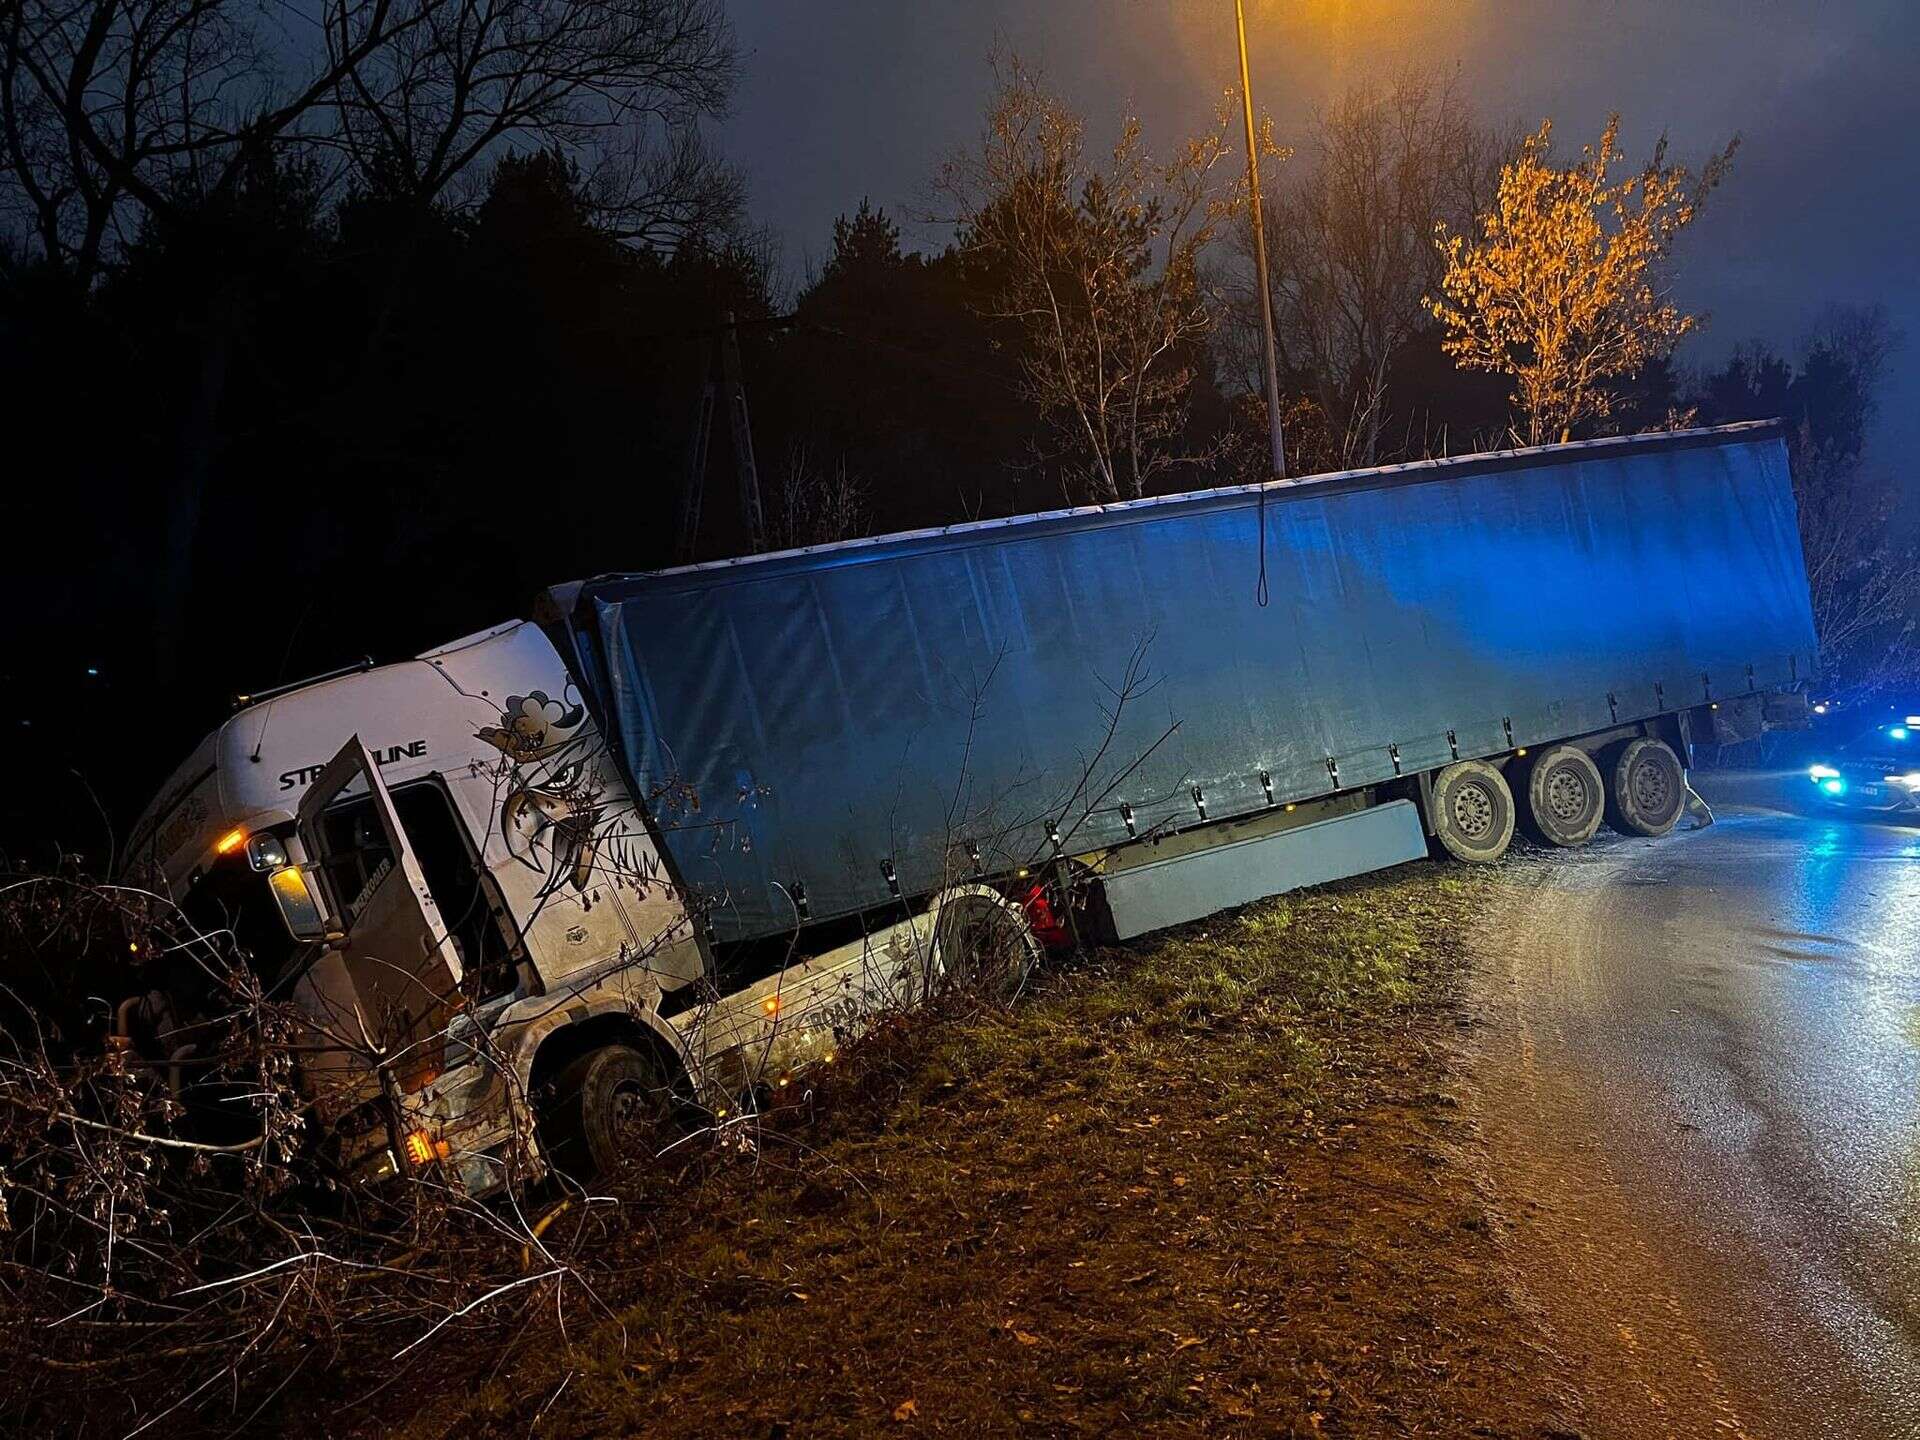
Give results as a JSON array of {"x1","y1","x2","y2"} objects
[{"x1": 395, "y1": 861, "x2": 1568, "y2": 1439}]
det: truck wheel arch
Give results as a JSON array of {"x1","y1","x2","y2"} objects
[{"x1": 522, "y1": 1008, "x2": 691, "y2": 1121}]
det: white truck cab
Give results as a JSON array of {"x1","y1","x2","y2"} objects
[{"x1": 126, "y1": 621, "x2": 981, "y2": 1194}]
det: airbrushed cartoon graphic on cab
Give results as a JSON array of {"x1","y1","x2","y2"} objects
[
  {"x1": 475, "y1": 686, "x2": 743, "y2": 906},
  {"x1": 479, "y1": 688, "x2": 622, "y2": 900}
]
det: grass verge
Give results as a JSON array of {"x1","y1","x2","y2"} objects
[{"x1": 384, "y1": 861, "x2": 1567, "y2": 1438}]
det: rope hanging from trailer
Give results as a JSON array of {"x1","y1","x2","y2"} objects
[{"x1": 1255, "y1": 488, "x2": 1269, "y2": 608}]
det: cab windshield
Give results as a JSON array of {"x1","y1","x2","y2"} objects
[{"x1": 179, "y1": 852, "x2": 306, "y2": 991}]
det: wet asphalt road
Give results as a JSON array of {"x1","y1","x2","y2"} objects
[{"x1": 1473, "y1": 772, "x2": 1920, "y2": 1439}]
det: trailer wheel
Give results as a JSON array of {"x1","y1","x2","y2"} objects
[
  {"x1": 1520, "y1": 743, "x2": 1606, "y2": 847},
  {"x1": 540, "y1": 1044, "x2": 672, "y2": 1182},
  {"x1": 933, "y1": 886, "x2": 1042, "y2": 1001},
  {"x1": 1430, "y1": 759, "x2": 1516, "y2": 863},
  {"x1": 1604, "y1": 737, "x2": 1685, "y2": 837}
]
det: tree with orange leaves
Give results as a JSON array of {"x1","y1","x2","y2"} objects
[{"x1": 1426, "y1": 116, "x2": 1737, "y2": 446}]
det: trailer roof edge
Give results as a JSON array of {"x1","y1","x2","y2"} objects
[{"x1": 575, "y1": 419, "x2": 1787, "y2": 593}]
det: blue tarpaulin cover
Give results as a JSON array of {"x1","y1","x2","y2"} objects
[{"x1": 558, "y1": 423, "x2": 1816, "y2": 943}]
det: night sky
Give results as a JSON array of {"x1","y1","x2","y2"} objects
[{"x1": 719, "y1": 0, "x2": 1918, "y2": 474}]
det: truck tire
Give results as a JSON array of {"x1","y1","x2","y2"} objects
[
  {"x1": 1603, "y1": 737, "x2": 1685, "y2": 837},
  {"x1": 1430, "y1": 759, "x2": 1516, "y2": 863},
  {"x1": 933, "y1": 886, "x2": 1041, "y2": 1001},
  {"x1": 1519, "y1": 743, "x2": 1606, "y2": 847},
  {"x1": 540, "y1": 1043, "x2": 671, "y2": 1182}
]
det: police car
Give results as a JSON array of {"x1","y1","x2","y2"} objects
[{"x1": 1807, "y1": 713, "x2": 1920, "y2": 815}]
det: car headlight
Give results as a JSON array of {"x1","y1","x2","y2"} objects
[
  {"x1": 1808, "y1": 765, "x2": 1839, "y2": 780},
  {"x1": 1888, "y1": 772, "x2": 1920, "y2": 790}
]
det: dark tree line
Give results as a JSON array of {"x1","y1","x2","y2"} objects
[{"x1": 0, "y1": 25, "x2": 1909, "y2": 859}]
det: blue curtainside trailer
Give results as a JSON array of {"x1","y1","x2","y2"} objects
[{"x1": 546, "y1": 421, "x2": 1816, "y2": 947}]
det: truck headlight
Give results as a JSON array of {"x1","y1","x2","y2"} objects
[{"x1": 247, "y1": 831, "x2": 289, "y2": 870}]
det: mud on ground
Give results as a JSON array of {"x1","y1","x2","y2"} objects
[{"x1": 391, "y1": 864, "x2": 1576, "y2": 1439}]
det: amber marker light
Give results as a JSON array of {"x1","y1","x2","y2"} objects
[{"x1": 214, "y1": 828, "x2": 247, "y2": 855}]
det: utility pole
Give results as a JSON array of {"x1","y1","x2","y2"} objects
[
  {"x1": 673, "y1": 339, "x2": 716, "y2": 564},
  {"x1": 1234, "y1": 0, "x2": 1288, "y2": 483},
  {"x1": 672, "y1": 316, "x2": 772, "y2": 561},
  {"x1": 720, "y1": 311, "x2": 769, "y2": 553}
]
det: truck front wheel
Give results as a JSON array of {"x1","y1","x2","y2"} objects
[
  {"x1": 540, "y1": 1043, "x2": 672, "y2": 1182},
  {"x1": 1430, "y1": 759, "x2": 1516, "y2": 863},
  {"x1": 1603, "y1": 737, "x2": 1685, "y2": 837},
  {"x1": 1520, "y1": 743, "x2": 1606, "y2": 847}
]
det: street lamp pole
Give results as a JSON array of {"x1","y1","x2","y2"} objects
[{"x1": 1234, "y1": 0, "x2": 1287, "y2": 482}]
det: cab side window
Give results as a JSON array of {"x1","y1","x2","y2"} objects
[
  {"x1": 179, "y1": 857, "x2": 303, "y2": 992},
  {"x1": 315, "y1": 804, "x2": 396, "y2": 928}
]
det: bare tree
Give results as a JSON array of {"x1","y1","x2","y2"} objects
[
  {"x1": 1, "y1": 0, "x2": 407, "y2": 286},
  {"x1": 940, "y1": 55, "x2": 1242, "y2": 502},
  {"x1": 769, "y1": 442, "x2": 868, "y2": 550},
  {"x1": 1785, "y1": 307, "x2": 1914, "y2": 697},
  {"x1": 0, "y1": 1, "x2": 740, "y2": 283},
  {"x1": 327, "y1": 0, "x2": 739, "y2": 235},
  {"x1": 1793, "y1": 435, "x2": 1915, "y2": 698},
  {"x1": 1232, "y1": 73, "x2": 1504, "y2": 469}
]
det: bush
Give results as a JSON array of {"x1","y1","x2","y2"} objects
[{"x1": 0, "y1": 867, "x2": 585, "y2": 1434}]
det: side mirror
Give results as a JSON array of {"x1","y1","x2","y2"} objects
[{"x1": 268, "y1": 865, "x2": 330, "y2": 942}]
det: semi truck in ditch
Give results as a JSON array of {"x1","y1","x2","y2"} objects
[{"x1": 123, "y1": 421, "x2": 1818, "y2": 1195}]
